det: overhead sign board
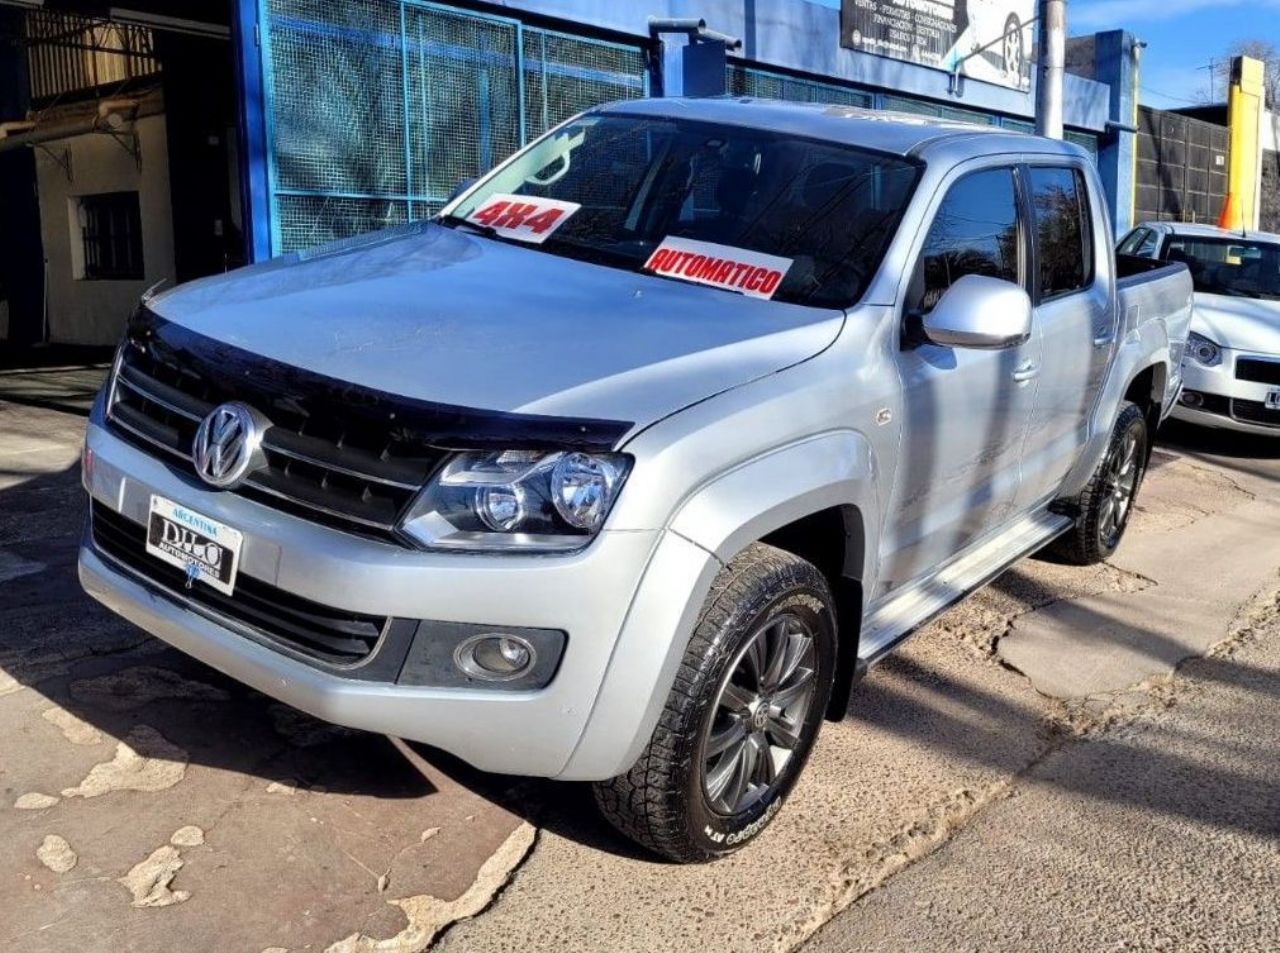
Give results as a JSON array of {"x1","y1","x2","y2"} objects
[{"x1": 840, "y1": 0, "x2": 1035, "y2": 92}]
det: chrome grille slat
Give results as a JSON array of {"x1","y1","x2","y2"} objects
[
  {"x1": 116, "y1": 366, "x2": 210, "y2": 421},
  {"x1": 105, "y1": 342, "x2": 439, "y2": 543}
]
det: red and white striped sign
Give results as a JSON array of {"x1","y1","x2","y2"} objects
[
  {"x1": 466, "y1": 194, "x2": 581, "y2": 244},
  {"x1": 643, "y1": 237, "x2": 793, "y2": 300}
]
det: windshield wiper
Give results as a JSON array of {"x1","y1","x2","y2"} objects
[{"x1": 437, "y1": 214, "x2": 497, "y2": 238}]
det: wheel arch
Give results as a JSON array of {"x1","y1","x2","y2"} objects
[
  {"x1": 1124, "y1": 360, "x2": 1167, "y2": 458},
  {"x1": 668, "y1": 430, "x2": 877, "y2": 723}
]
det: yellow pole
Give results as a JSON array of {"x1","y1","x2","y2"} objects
[{"x1": 1225, "y1": 55, "x2": 1265, "y2": 231}]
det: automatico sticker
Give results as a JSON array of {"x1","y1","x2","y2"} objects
[
  {"x1": 466, "y1": 194, "x2": 581, "y2": 244},
  {"x1": 643, "y1": 237, "x2": 794, "y2": 300}
]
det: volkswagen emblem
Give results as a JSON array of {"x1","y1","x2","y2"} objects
[{"x1": 192, "y1": 402, "x2": 264, "y2": 489}]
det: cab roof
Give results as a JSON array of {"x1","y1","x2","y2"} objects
[
  {"x1": 1137, "y1": 221, "x2": 1280, "y2": 244},
  {"x1": 593, "y1": 96, "x2": 1089, "y2": 161}
]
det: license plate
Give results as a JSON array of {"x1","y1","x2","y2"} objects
[
  {"x1": 145, "y1": 495, "x2": 242, "y2": 596},
  {"x1": 1267, "y1": 389, "x2": 1280, "y2": 411}
]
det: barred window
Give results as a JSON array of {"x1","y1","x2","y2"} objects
[{"x1": 80, "y1": 192, "x2": 143, "y2": 280}]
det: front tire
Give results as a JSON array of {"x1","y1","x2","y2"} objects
[
  {"x1": 593, "y1": 543, "x2": 836, "y2": 863},
  {"x1": 1052, "y1": 401, "x2": 1148, "y2": 565}
]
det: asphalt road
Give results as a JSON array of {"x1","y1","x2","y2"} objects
[{"x1": 2, "y1": 372, "x2": 1278, "y2": 953}]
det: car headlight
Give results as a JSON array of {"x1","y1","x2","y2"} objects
[
  {"x1": 398, "y1": 449, "x2": 631, "y2": 552},
  {"x1": 1186, "y1": 331, "x2": 1222, "y2": 366}
]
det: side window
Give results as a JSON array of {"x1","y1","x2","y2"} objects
[
  {"x1": 918, "y1": 168, "x2": 1021, "y2": 313},
  {"x1": 1029, "y1": 166, "x2": 1093, "y2": 299},
  {"x1": 1134, "y1": 229, "x2": 1159, "y2": 257},
  {"x1": 1117, "y1": 228, "x2": 1149, "y2": 256}
]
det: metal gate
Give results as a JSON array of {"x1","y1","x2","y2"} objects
[
  {"x1": 1135, "y1": 105, "x2": 1229, "y2": 225},
  {"x1": 259, "y1": 0, "x2": 647, "y2": 254},
  {"x1": 1262, "y1": 149, "x2": 1279, "y2": 234}
]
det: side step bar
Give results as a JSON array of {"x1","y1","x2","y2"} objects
[{"x1": 856, "y1": 510, "x2": 1072, "y2": 669}]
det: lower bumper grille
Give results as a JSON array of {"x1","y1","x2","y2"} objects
[
  {"x1": 90, "y1": 502, "x2": 390, "y2": 666},
  {"x1": 1231, "y1": 398, "x2": 1280, "y2": 427}
]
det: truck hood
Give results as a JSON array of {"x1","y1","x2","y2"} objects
[
  {"x1": 1192, "y1": 294, "x2": 1280, "y2": 355},
  {"x1": 147, "y1": 223, "x2": 843, "y2": 435}
]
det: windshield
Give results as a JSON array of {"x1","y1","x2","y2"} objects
[
  {"x1": 1162, "y1": 236, "x2": 1280, "y2": 301},
  {"x1": 441, "y1": 113, "x2": 921, "y2": 309}
]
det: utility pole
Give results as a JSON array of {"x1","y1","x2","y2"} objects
[
  {"x1": 1198, "y1": 58, "x2": 1218, "y2": 102},
  {"x1": 1035, "y1": 0, "x2": 1065, "y2": 138}
]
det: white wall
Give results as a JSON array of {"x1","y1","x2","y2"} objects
[{"x1": 33, "y1": 113, "x2": 175, "y2": 345}]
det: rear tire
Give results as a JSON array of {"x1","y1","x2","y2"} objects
[
  {"x1": 1052, "y1": 401, "x2": 1148, "y2": 565},
  {"x1": 593, "y1": 543, "x2": 836, "y2": 863}
]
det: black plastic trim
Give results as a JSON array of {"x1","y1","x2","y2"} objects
[{"x1": 128, "y1": 307, "x2": 633, "y2": 452}]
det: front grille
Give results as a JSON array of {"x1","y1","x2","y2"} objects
[
  {"x1": 90, "y1": 502, "x2": 389, "y2": 665},
  {"x1": 1231, "y1": 398, "x2": 1280, "y2": 427},
  {"x1": 107, "y1": 340, "x2": 443, "y2": 541},
  {"x1": 1236, "y1": 358, "x2": 1280, "y2": 386}
]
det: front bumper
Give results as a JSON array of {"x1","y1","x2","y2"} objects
[
  {"x1": 80, "y1": 402, "x2": 712, "y2": 779},
  {"x1": 1171, "y1": 350, "x2": 1280, "y2": 435}
]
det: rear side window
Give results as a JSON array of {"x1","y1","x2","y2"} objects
[
  {"x1": 918, "y1": 168, "x2": 1021, "y2": 313},
  {"x1": 1029, "y1": 166, "x2": 1093, "y2": 298},
  {"x1": 1118, "y1": 227, "x2": 1153, "y2": 256}
]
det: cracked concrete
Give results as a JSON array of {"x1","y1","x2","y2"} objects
[
  {"x1": 60, "y1": 725, "x2": 189, "y2": 799},
  {"x1": 37, "y1": 835, "x2": 78, "y2": 874},
  {"x1": 42, "y1": 705, "x2": 105, "y2": 745},
  {"x1": 68, "y1": 666, "x2": 230, "y2": 712},
  {"x1": 324, "y1": 823, "x2": 536, "y2": 953},
  {"x1": 4, "y1": 377, "x2": 1278, "y2": 953},
  {"x1": 119, "y1": 844, "x2": 192, "y2": 908}
]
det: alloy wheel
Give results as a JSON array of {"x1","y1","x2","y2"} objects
[
  {"x1": 701, "y1": 612, "x2": 818, "y2": 816},
  {"x1": 1099, "y1": 427, "x2": 1141, "y2": 547}
]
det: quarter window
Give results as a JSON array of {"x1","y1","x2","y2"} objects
[
  {"x1": 918, "y1": 168, "x2": 1022, "y2": 313},
  {"x1": 1029, "y1": 167, "x2": 1092, "y2": 298}
]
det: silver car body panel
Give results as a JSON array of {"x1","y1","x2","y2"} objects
[{"x1": 82, "y1": 99, "x2": 1191, "y2": 781}]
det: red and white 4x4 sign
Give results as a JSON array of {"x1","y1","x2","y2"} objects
[
  {"x1": 465, "y1": 194, "x2": 581, "y2": 244},
  {"x1": 643, "y1": 237, "x2": 793, "y2": 300}
]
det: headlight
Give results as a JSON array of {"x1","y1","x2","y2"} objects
[
  {"x1": 398, "y1": 449, "x2": 631, "y2": 552},
  {"x1": 1186, "y1": 331, "x2": 1222, "y2": 366}
]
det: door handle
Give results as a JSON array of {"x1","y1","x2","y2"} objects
[
  {"x1": 1012, "y1": 361, "x2": 1040, "y2": 383},
  {"x1": 1092, "y1": 332, "x2": 1114, "y2": 348}
]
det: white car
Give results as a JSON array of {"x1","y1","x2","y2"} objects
[{"x1": 1120, "y1": 222, "x2": 1280, "y2": 435}]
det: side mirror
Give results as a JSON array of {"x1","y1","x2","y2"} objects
[
  {"x1": 922, "y1": 274, "x2": 1033, "y2": 350},
  {"x1": 445, "y1": 177, "x2": 477, "y2": 204}
]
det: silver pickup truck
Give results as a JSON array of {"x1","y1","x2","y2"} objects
[{"x1": 80, "y1": 99, "x2": 1192, "y2": 862}]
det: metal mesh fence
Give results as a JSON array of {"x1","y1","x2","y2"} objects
[
  {"x1": 405, "y1": 5, "x2": 520, "y2": 203},
  {"x1": 523, "y1": 29, "x2": 646, "y2": 140},
  {"x1": 726, "y1": 64, "x2": 872, "y2": 107},
  {"x1": 275, "y1": 194, "x2": 409, "y2": 252},
  {"x1": 261, "y1": 1, "x2": 647, "y2": 254},
  {"x1": 266, "y1": 0, "x2": 407, "y2": 198}
]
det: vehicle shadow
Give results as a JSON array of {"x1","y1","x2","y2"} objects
[
  {"x1": 1, "y1": 454, "x2": 437, "y2": 802},
  {"x1": 1154, "y1": 417, "x2": 1280, "y2": 481}
]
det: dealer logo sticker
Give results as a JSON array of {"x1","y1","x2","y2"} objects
[{"x1": 642, "y1": 237, "x2": 793, "y2": 300}]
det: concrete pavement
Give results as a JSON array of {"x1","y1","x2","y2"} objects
[
  {"x1": 807, "y1": 586, "x2": 1280, "y2": 952},
  {"x1": 0, "y1": 399, "x2": 529, "y2": 953},
  {"x1": 1, "y1": 384, "x2": 1277, "y2": 953}
]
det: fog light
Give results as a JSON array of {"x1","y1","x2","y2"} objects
[
  {"x1": 454, "y1": 634, "x2": 537, "y2": 681},
  {"x1": 1180, "y1": 390, "x2": 1204, "y2": 408}
]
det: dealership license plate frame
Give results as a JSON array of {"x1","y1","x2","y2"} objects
[{"x1": 145, "y1": 495, "x2": 243, "y2": 596}]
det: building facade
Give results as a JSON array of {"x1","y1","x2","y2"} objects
[
  {"x1": 3, "y1": 0, "x2": 1147, "y2": 346},
  {"x1": 237, "y1": 0, "x2": 1136, "y2": 261}
]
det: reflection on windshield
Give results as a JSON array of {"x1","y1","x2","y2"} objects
[
  {"x1": 1164, "y1": 237, "x2": 1280, "y2": 302},
  {"x1": 441, "y1": 113, "x2": 921, "y2": 309}
]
